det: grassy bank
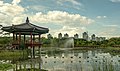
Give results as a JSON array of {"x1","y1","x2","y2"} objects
[
  {"x1": 0, "y1": 50, "x2": 29, "y2": 60},
  {"x1": 0, "y1": 64, "x2": 13, "y2": 70},
  {"x1": 16, "y1": 68, "x2": 48, "y2": 71},
  {"x1": 71, "y1": 47, "x2": 120, "y2": 55},
  {"x1": 101, "y1": 47, "x2": 120, "y2": 55}
]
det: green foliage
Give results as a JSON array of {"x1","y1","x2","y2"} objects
[
  {"x1": 0, "y1": 37, "x2": 12, "y2": 49},
  {"x1": 0, "y1": 50, "x2": 28, "y2": 60},
  {"x1": 0, "y1": 64, "x2": 13, "y2": 70},
  {"x1": 0, "y1": 36, "x2": 120, "y2": 48},
  {"x1": 41, "y1": 37, "x2": 59, "y2": 47},
  {"x1": 74, "y1": 37, "x2": 120, "y2": 47},
  {"x1": 0, "y1": 37, "x2": 12, "y2": 44},
  {"x1": 16, "y1": 68, "x2": 48, "y2": 71},
  {"x1": 102, "y1": 47, "x2": 120, "y2": 55}
]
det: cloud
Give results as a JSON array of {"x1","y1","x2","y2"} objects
[
  {"x1": 56, "y1": 0, "x2": 83, "y2": 10},
  {"x1": 57, "y1": 0, "x2": 82, "y2": 6},
  {"x1": 96, "y1": 16, "x2": 107, "y2": 19},
  {"x1": 0, "y1": 13, "x2": 8, "y2": 23},
  {"x1": 0, "y1": 0, "x2": 93, "y2": 38},
  {"x1": 31, "y1": 11, "x2": 94, "y2": 27},
  {"x1": 110, "y1": 0, "x2": 120, "y2": 2},
  {"x1": 27, "y1": 5, "x2": 49, "y2": 11},
  {"x1": 98, "y1": 25, "x2": 120, "y2": 37},
  {"x1": 0, "y1": 1, "x2": 3, "y2": 5},
  {"x1": 0, "y1": 0, "x2": 25, "y2": 25},
  {"x1": 0, "y1": 3, "x2": 24, "y2": 16},
  {"x1": 12, "y1": 16, "x2": 26, "y2": 25},
  {"x1": 49, "y1": 26, "x2": 86, "y2": 37},
  {"x1": 103, "y1": 24, "x2": 118, "y2": 27},
  {"x1": 98, "y1": 28, "x2": 116, "y2": 37},
  {"x1": 12, "y1": 0, "x2": 21, "y2": 5}
]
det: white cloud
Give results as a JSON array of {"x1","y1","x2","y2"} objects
[
  {"x1": 31, "y1": 11, "x2": 94, "y2": 27},
  {"x1": 49, "y1": 26, "x2": 86, "y2": 37},
  {"x1": 57, "y1": 0, "x2": 82, "y2": 6},
  {"x1": 110, "y1": 0, "x2": 120, "y2": 2},
  {"x1": 0, "y1": 1, "x2": 3, "y2": 5},
  {"x1": 12, "y1": 0, "x2": 21, "y2": 5},
  {"x1": 98, "y1": 25, "x2": 120, "y2": 38},
  {"x1": 103, "y1": 24, "x2": 118, "y2": 27},
  {"x1": 27, "y1": 5, "x2": 49, "y2": 11},
  {"x1": 0, "y1": 13, "x2": 8, "y2": 23},
  {"x1": 0, "y1": 3, "x2": 24, "y2": 16},
  {"x1": 0, "y1": 1, "x2": 93, "y2": 37},
  {"x1": 30, "y1": 11, "x2": 94, "y2": 37},
  {"x1": 98, "y1": 28, "x2": 116, "y2": 37},
  {"x1": 0, "y1": 0, "x2": 25, "y2": 25},
  {"x1": 12, "y1": 16, "x2": 26, "y2": 25},
  {"x1": 96, "y1": 16, "x2": 107, "y2": 19}
]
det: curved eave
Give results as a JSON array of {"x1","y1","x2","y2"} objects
[
  {"x1": 1, "y1": 26, "x2": 12, "y2": 33},
  {"x1": 1, "y1": 26, "x2": 49, "y2": 34}
]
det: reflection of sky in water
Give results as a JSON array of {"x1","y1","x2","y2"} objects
[
  {"x1": 41, "y1": 50, "x2": 120, "y2": 71},
  {"x1": 2, "y1": 49, "x2": 120, "y2": 71}
]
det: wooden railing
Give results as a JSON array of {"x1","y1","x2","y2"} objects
[{"x1": 12, "y1": 41, "x2": 42, "y2": 46}]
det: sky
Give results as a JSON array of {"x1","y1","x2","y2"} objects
[{"x1": 0, "y1": 0, "x2": 120, "y2": 38}]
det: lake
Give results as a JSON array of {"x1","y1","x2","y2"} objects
[{"x1": 1, "y1": 47, "x2": 120, "y2": 71}]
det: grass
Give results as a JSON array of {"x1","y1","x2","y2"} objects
[
  {"x1": 0, "y1": 64, "x2": 13, "y2": 70},
  {"x1": 16, "y1": 68, "x2": 48, "y2": 71},
  {"x1": 102, "y1": 47, "x2": 120, "y2": 55},
  {"x1": 0, "y1": 50, "x2": 29, "y2": 61}
]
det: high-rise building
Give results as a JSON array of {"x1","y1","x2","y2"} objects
[
  {"x1": 47, "y1": 34, "x2": 53, "y2": 39},
  {"x1": 83, "y1": 32, "x2": 88, "y2": 40},
  {"x1": 91, "y1": 34, "x2": 96, "y2": 41},
  {"x1": 96, "y1": 37, "x2": 100, "y2": 41},
  {"x1": 58, "y1": 33, "x2": 62, "y2": 39},
  {"x1": 99, "y1": 37, "x2": 106, "y2": 41},
  {"x1": 74, "y1": 33, "x2": 79, "y2": 39},
  {"x1": 64, "y1": 33, "x2": 69, "y2": 38}
]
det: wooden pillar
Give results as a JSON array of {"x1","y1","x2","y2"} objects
[
  {"x1": 38, "y1": 34, "x2": 41, "y2": 70},
  {"x1": 19, "y1": 32, "x2": 21, "y2": 49},
  {"x1": 30, "y1": 32, "x2": 32, "y2": 46},
  {"x1": 30, "y1": 32, "x2": 32, "y2": 58},
  {"x1": 24, "y1": 35, "x2": 26, "y2": 43},
  {"x1": 38, "y1": 34, "x2": 41, "y2": 57},
  {"x1": 39, "y1": 34, "x2": 41, "y2": 48},
  {"x1": 19, "y1": 32, "x2": 21, "y2": 43},
  {"x1": 38, "y1": 34, "x2": 41, "y2": 56},
  {"x1": 12, "y1": 32, "x2": 15, "y2": 48},
  {"x1": 23, "y1": 34, "x2": 26, "y2": 49},
  {"x1": 13, "y1": 32, "x2": 15, "y2": 40},
  {"x1": 16, "y1": 34, "x2": 17, "y2": 40},
  {"x1": 33, "y1": 35, "x2": 35, "y2": 58}
]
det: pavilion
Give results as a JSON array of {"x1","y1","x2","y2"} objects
[{"x1": 1, "y1": 17, "x2": 49, "y2": 58}]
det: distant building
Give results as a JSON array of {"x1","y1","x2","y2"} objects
[
  {"x1": 102, "y1": 37, "x2": 106, "y2": 40},
  {"x1": 47, "y1": 34, "x2": 53, "y2": 39},
  {"x1": 64, "y1": 33, "x2": 69, "y2": 38},
  {"x1": 58, "y1": 33, "x2": 62, "y2": 39},
  {"x1": 99, "y1": 37, "x2": 106, "y2": 41},
  {"x1": 95, "y1": 36, "x2": 106, "y2": 41},
  {"x1": 91, "y1": 34, "x2": 96, "y2": 41},
  {"x1": 96, "y1": 37, "x2": 100, "y2": 41},
  {"x1": 83, "y1": 32, "x2": 88, "y2": 40},
  {"x1": 88, "y1": 36, "x2": 91, "y2": 41},
  {"x1": 74, "y1": 33, "x2": 79, "y2": 39}
]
